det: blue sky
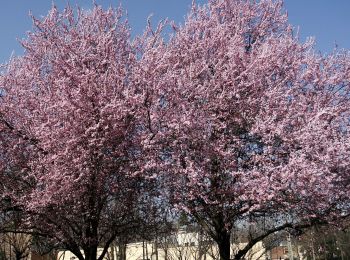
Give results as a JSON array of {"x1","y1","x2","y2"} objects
[{"x1": 0, "y1": 1, "x2": 349, "y2": 63}]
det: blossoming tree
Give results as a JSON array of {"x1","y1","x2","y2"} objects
[
  {"x1": 0, "y1": 5, "x2": 156, "y2": 260},
  {"x1": 142, "y1": 0, "x2": 350, "y2": 259}
]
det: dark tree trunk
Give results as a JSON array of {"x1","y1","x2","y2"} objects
[
  {"x1": 84, "y1": 246, "x2": 98, "y2": 260},
  {"x1": 15, "y1": 251, "x2": 23, "y2": 260},
  {"x1": 217, "y1": 231, "x2": 231, "y2": 260}
]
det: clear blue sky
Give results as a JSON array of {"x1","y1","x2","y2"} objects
[{"x1": 0, "y1": 1, "x2": 349, "y2": 63}]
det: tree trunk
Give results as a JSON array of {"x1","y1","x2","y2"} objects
[
  {"x1": 84, "y1": 247, "x2": 98, "y2": 260},
  {"x1": 217, "y1": 232, "x2": 231, "y2": 260},
  {"x1": 118, "y1": 243, "x2": 126, "y2": 260},
  {"x1": 110, "y1": 245, "x2": 115, "y2": 260},
  {"x1": 154, "y1": 239, "x2": 159, "y2": 260},
  {"x1": 198, "y1": 231, "x2": 204, "y2": 260},
  {"x1": 15, "y1": 251, "x2": 23, "y2": 260},
  {"x1": 145, "y1": 241, "x2": 149, "y2": 260},
  {"x1": 143, "y1": 241, "x2": 146, "y2": 260}
]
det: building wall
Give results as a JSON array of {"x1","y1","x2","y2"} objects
[{"x1": 56, "y1": 232, "x2": 266, "y2": 260}]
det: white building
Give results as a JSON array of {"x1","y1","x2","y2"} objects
[{"x1": 57, "y1": 230, "x2": 266, "y2": 260}]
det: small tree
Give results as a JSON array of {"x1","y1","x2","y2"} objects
[{"x1": 141, "y1": 0, "x2": 350, "y2": 260}]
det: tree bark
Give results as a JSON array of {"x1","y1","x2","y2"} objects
[
  {"x1": 217, "y1": 231, "x2": 231, "y2": 260},
  {"x1": 15, "y1": 251, "x2": 24, "y2": 260},
  {"x1": 84, "y1": 246, "x2": 98, "y2": 260},
  {"x1": 154, "y1": 239, "x2": 159, "y2": 260}
]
